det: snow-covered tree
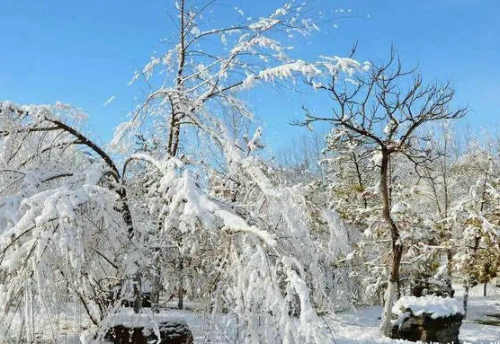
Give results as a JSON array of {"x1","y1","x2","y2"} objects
[
  {"x1": 449, "y1": 145, "x2": 500, "y2": 316},
  {"x1": 0, "y1": 103, "x2": 139, "y2": 338},
  {"x1": 299, "y1": 51, "x2": 467, "y2": 336},
  {"x1": 0, "y1": 1, "x2": 366, "y2": 342}
]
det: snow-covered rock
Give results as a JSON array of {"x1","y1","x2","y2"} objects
[
  {"x1": 390, "y1": 296, "x2": 464, "y2": 343},
  {"x1": 82, "y1": 309, "x2": 193, "y2": 344}
]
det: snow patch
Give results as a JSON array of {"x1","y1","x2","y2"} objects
[{"x1": 392, "y1": 295, "x2": 464, "y2": 320}]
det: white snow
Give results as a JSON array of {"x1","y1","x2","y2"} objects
[
  {"x1": 101, "y1": 308, "x2": 187, "y2": 328},
  {"x1": 392, "y1": 295, "x2": 464, "y2": 319},
  {"x1": 3, "y1": 283, "x2": 498, "y2": 343}
]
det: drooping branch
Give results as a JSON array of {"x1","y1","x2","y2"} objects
[
  {"x1": 34, "y1": 117, "x2": 136, "y2": 237},
  {"x1": 44, "y1": 118, "x2": 121, "y2": 180},
  {"x1": 0, "y1": 126, "x2": 60, "y2": 137}
]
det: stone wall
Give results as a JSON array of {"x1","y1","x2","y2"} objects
[
  {"x1": 105, "y1": 321, "x2": 193, "y2": 344},
  {"x1": 391, "y1": 311, "x2": 463, "y2": 343}
]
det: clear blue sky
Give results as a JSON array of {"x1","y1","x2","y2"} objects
[{"x1": 1, "y1": 0, "x2": 499, "y2": 150}]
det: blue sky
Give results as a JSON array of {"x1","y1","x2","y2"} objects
[{"x1": 1, "y1": 0, "x2": 499, "y2": 150}]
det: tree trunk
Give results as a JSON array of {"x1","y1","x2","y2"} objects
[
  {"x1": 446, "y1": 249, "x2": 455, "y2": 297},
  {"x1": 167, "y1": 115, "x2": 181, "y2": 157},
  {"x1": 178, "y1": 286, "x2": 184, "y2": 310},
  {"x1": 463, "y1": 236, "x2": 480, "y2": 319},
  {"x1": 381, "y1": 280, "x2": 398, "y2": 337},
  {"x1": 483, "y1": 282, "x2": 487, "y2": 297},
  {"x1": 463, "y1": 280, "x2": 470, "y2": 319},
  {"x1": 168, "y1": 0, "x2": 185, "y2": 159},
  {"x1": 352, "y1": 152, "x2": 368, "y2": 208},
  {"x1": 178, "y1": 257, "x2": 184, "y2": 310},
  {"x1": 133, "y1": 272, "x2": 142, "y2": 314},
  {"x1": 151, "y1": 260, "x2": 161, "y2": 313},
  {"x1": 379, "y1": 150, "x2": 403, "y2": 337}
]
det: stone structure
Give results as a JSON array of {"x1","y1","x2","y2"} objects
[
  {"x1": 105, "y1": 321, "x2": 193, "y2": 344},
  {"x1": 391, "y1": 311, "x2": 463, "y2": 343}
]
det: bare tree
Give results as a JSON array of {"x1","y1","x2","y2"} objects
[{"x1": 300, "y1": 50, "x2": 466, "y2": 336}]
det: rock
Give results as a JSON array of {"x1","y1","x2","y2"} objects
[
  {"x1": 391, "y1": 312, "x2": 463, "y2": 343},
  {"x1": 104, "y1": 321, "x2": 193, "y2": 344}
]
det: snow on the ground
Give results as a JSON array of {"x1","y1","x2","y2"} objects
[
  {"x1": 454, "y1": 282, "x2": 500, "y2": 344},
  {"x1": 149, "y1": 283, "x2": 500, "y2": 344},
  {"x1": 328, "y1": 282, "x2": 500, "y2": 344},
  {"x1": 18, "y1": 283, "x2": 500, "y2": 343}
]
